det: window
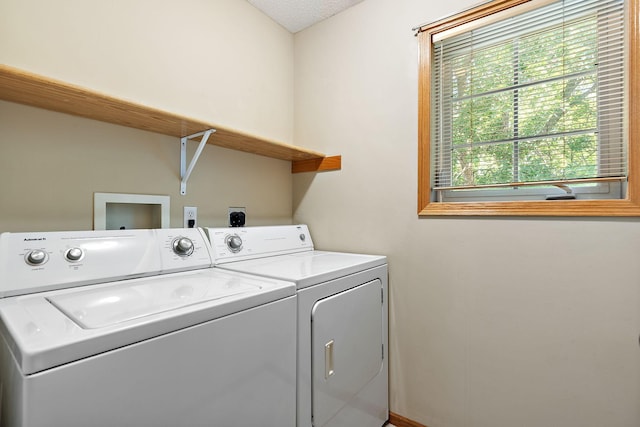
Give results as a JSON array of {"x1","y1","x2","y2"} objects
[{"x1": 417, "y1": 0, "x2": 640, "y2": 216}]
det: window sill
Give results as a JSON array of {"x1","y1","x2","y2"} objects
[{"x1": 418, "y1": 199, "x2": 640, "y2": 216}]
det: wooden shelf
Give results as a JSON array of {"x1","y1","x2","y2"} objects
[{"x1": 0, "y1": 64, "x2": 340, "y2": 172}]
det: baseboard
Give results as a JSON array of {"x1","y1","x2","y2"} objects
[{"x1": 389, "y1": 411, "x2": 428, "y2": 427}]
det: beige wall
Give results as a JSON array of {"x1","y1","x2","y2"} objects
[
  {"x1": 0, "y1": 0, "x2": 295, "y2": 232},
  {"x1": 293, "y1": 1, "x2": 640, "y2": 426}
]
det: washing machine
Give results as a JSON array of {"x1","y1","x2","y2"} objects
[
  {"x1": 0, "y1": 228, "x2": 296, "y2": 427},
  {"x1": 206, "y1": 225, "x2": 388, "y2": 427}
]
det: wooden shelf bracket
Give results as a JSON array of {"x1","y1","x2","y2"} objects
[
  {"x1": 291, "y1": 155, "x2": 342, "y2": 173},
  {"x1": 180, "y1": 129, "x2": 216, "y2": 195}
]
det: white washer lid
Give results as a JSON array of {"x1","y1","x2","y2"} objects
[
  {"x1": 47, "y1": 272, "x2": 258, "y2": 329},
  {"x1": 215, "y1": 251, "x2": 387, "y2": 289},
  {"x1": 0, "y1": 269, "x2": 295, "y2": 374}
]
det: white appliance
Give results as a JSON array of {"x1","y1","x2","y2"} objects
[
  {"x1": 206, "y1": 225, "x2": 388, "y2": 427},
  {"x1": 0, "y1": 228, "x2": 296, "y2": 427}
]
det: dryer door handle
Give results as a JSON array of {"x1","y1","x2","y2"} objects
[{"x1": 325, "y1": 340, "x2": 335, "y2": 379}]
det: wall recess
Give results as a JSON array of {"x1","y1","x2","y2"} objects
[{"x1": 94, "y1": 193, "x2": 170, "y2": 230}]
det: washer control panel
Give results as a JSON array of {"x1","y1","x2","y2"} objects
[
  {"x1": 0, "y1": 228, "x2": 213, "y2": 298},
  {"x1": 0, "y1": 229, "x2": 161, "y2": 298}
]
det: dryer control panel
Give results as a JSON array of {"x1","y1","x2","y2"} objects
[{"x1": 206, "y1": 225, "x2": 314, "y2": 264}]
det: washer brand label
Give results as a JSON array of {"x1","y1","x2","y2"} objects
[{"x1": 24, "y1": 237, "x2": 46, "y2": 241}]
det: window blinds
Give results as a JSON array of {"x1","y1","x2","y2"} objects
[{"x1": 431, "y1": 0, "x2": 626, "y2": 192}]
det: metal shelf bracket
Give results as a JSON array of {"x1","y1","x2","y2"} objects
[{"x1": 180, "y1": 129, "x2": 216, "y2": 195}]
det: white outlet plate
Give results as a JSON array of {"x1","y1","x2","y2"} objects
[{"x1": 184, "y1": 206, "x2": 197, "y2": 228}]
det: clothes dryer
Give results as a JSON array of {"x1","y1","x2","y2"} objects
[
  {"x1": 206, "y1": 225, "x2": 388, "y2": 427},
  {"x1": 0, "y1": 228, "x2": 296, "y2": 427}
]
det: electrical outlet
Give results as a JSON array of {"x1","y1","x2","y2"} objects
[
  {"x1": 184, "y1": 206, "x2": 197, "y2": 228},
  {"x1": 228, "y1": 207, "x2": 246, "y2": 227}
]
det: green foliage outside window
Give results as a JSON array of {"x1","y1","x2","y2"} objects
[{"x1": 446, "y1": 16, "x2": 598, "y2": 187}]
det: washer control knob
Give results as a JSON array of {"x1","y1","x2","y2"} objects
[
  {"x1": 65, "y1": 247, "x2": 84, "y2": 262},
  {"x1": 226, "y1": 235, "x2": 243, "y2": 252},
  {"x1": 173, "y1": 237, "x2": 194, "y2": 256},
  {"x1": 299, "y1": 234, "x2": 306, "y2": 241},
  {"x1": 26, "y1": 249, "x2": 47, "y2": 266}
]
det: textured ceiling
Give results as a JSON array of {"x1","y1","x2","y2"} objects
[{"x1": 246, "y1": 0, "x2": 365, "y2": 33}]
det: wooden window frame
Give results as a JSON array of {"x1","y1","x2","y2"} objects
[{"x1": 417, "y1": 0, "x2": 640, "y2": 216}]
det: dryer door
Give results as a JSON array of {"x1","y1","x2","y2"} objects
[{"x1": 311, "y1": 279, "x2": 383, "y2": 427}]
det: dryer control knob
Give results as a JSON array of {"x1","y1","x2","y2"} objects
[
  {"x1": 173, "y1": 237, "x2": 194, "y2": 256},
  {"x1": 65, "y1": 247, "x2": 84, "y2": 262},
  {"x1": 26, "y1": 249, "x2": 47, "y2": 266},
  {"x1": 226, "y1": 235, "x2": 243, "y2": 252}
]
